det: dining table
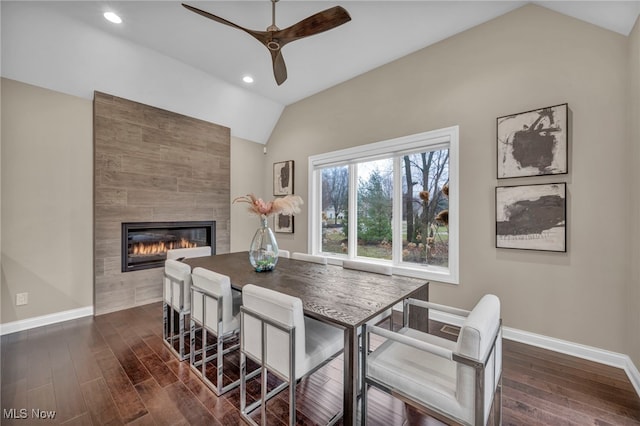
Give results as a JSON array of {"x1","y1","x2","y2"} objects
[{"x1": 182, "y1": 251, "x2": 429, "y2": 426}]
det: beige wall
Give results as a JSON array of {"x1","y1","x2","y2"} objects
[
  {"x1": 265, "y1": 5, "x2": 633, "y2": 354},
  {"x1": 230, "y1": 136, "x2": 266, "y2": 252},
  {"x1": 629, "y1": 16, "x2": 640, "y2": 366},
  {"x1": 1, "y1": 78, "x2": 93, "y2": 323}
]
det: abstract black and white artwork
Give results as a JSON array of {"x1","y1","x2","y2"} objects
[
  {"x1": 274, "y1": 212, "x2": 294, "y2": 233},
  {"x1": 496, "y1": 183, "x2": 566, "y2": 252},
  {"x1": 273, "y1": 160, "x2": 294, "y2": 195},
  {"x1": 497, "y1": 104, "x2": 568, "y2": 179}
]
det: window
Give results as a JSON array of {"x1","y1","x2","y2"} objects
[{"x1": 309, "y1": 126, "x2": 458, "y2": 284}]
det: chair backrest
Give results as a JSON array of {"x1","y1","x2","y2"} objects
[
  {"x1": 191, "y1": 267, "x2": 236, "y2": 334},
  {"x1": 291, "y1": 252, "x2": 327, "y2": 265},
  {"x1": 278, "y1": 249, "x2": 290, "y2": 258},
  {"x1": 164, "y1": 259, "x2": 193, "y2": 310},
  {"x1": 455, "y1": 294, "x2": 502, "y2": 424},
  {"x1": 241, "y1": 284, "x2": 306, "y2": 380},
  {"x1": 342, "y1": 259, "x2": 392, "y2": 275},
  {"x1": 166, "y1": 246, "x2": 211, "y2": 260}
]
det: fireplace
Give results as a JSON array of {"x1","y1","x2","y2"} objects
[{"x1": 121, "y1": 221, "x2": 215, "y2": 272}]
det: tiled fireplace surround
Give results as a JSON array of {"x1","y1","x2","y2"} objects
[{"x1": 93, "y1": 92, "x2": 231, "y2": 315}]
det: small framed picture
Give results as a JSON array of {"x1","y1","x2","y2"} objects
[
  {"x1": 496, "y1": 182, "x2": 566, "y2": 252},
  {"x1": 273, "y1": 160, "x2": 294, "y2": 195},
  {"x1": 497, "y1": 103, "x2": 568, "y2": 179},
  {"x1": 274, "y1": 213, "x2": 294, "y2": 233}
]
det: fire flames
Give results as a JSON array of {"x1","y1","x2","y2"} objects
[{"x1": 131, "y1": 238, "x2": 197, "y2": 256}]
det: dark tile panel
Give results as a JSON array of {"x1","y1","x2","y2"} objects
[{"x1": 94, "y1": 92, "x2": 230, "y2": 314}]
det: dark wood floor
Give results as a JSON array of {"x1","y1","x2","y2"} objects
[{"x1": 2, "y1": 302, "x2": 639, "y2": 425}]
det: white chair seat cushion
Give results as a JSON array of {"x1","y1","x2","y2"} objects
[
  {"x1": 242, "y1": 284, "x2": 343, "y2": 380},
  {"x1": 232, "y1": 289, "x2": 242, "y2": 317},
  {"x1": 301, "y1": 317, "x2": 344, "y2": 378},
  {"x1": 456, "y1": 294, "x2": 501, "y2": 423},
  {"x1": 204, "y1": 297, "x2": 240, "y2": 335},
  {"x1": 342, "y1": 260, "x2": 392, "y2": 275},
  {"x1": 278, "y1": 249, "x2": 290, "y2": 258},
  {"x1": 166, "y1": 246, "x2": 212, "y2": 260},
  {"x1": 367, "y1": 328, "x2": 466, "y2": 423},
  {"x1": 291, "y1": 252, "x2": 328, "y2": 264},
  {"x1": 164, "y1": 259, "x2": 192, "y2": 311},
  {"x1": 191, "y1": 268, "x2": 240, "y2": 335}
]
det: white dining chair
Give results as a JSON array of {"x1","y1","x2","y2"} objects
[
  {"x1": 278, "y1": 249, "x2": 290, "y2": 258},
  {"x1": 166, "y1": 245, "x2": 211, "y2": 260},
  {"x1": 342, "y1": 259, "x2": 394, "y2": 328},
  {"x1": 342, "y1": 259, "x2": 392, "y2": 276},
  {"x1": 240, "y1": 284, "x2": 344, "y2": 426},
  {"x1": 342, "y1": 259, "x2": 394, "y2": 391},
  {"x1": 189, "y1": 267, "x2": 244, "y2": 395},
  {"x1": 163, "y1": 259, "x2": 193, "y2": 360},
  {"x1": 290, "y1": 252, "x2": 328, "y2": 265},
  {"x1": 362, "y1": 294, "x2": 503, "y2": 426}
]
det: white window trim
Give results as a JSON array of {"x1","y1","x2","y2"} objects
[{"x1": 308, "y1": 125, "x2": 459, "y2": 284}]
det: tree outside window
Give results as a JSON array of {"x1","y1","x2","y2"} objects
[{"x1": 310, "y1": 126, "x2": 458, "y2": 283}]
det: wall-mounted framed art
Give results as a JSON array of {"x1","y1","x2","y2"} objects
[
  {"x1": 496, "y1": 182, "x2": 566, "y2": 252},
  {"x1": 274, "y1": 212, "x2": 294, "y2": 233},
  {"x1": 273, "y1": 160, "x2": 294, "y2": 195},
  {"x1": 497, "y1": 103, "x2": 568, "y2": 179}
]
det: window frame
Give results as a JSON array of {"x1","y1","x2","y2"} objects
[{"x1": 308, "y1": 126, "x2": 459, "y2": 284}]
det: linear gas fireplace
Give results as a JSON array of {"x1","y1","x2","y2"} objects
[{"x1": 121, "y1": 221, "x2": 215, "y2": 272}]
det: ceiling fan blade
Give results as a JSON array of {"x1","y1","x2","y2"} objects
[
  {"x1": 271, "y1": 49, "x2": 288, "y2": 86},
  {"x1": 276, "y1": 6, "x2": 351, "y2": 46},
  {"x1": 183, "y1": 2, "x2": 350, "y2": 86},
  {"x1": 182, "y1": 3, "x2": 269, "y2": 44}
]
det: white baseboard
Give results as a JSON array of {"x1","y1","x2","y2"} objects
[
  {"x1": 430, "y1": 310, "x2": 640, "y2": 398},
  {"x1": 0, "y1": 306, "x2": 94, "y2": 336}
]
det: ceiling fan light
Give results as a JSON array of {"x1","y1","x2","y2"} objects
[
  {"x1": 104, "y1": 12, "x2": 122, "y2": 24},
  {"x1": 243, "y1": 75, "x2": 254, "y2": 84}
]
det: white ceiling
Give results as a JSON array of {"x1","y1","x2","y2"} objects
[
  {"x1": 28, "y1": 1, "x2": 640, "y2": 106},
  {"x1": 2, "y1": 1, "x2": 638, "y2": 143}
]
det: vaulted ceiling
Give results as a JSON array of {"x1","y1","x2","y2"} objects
[{"x1": 2, "y1": 1, "x2": 639, "y2": 143}]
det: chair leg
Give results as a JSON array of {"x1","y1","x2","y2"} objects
[
  {"x1": 240, "y1": 350, "x2": 248, "y2": 420},
  {"x1": 179, "y1": 311, "x2": 186, "y2": 360},
  {"x1": 163, "y1": 302, "x2": 169, "y2": 343},
  {"x1": 202, "y1": 327, "x2": 208, "y2": 380},
  {"x1": 289, "y1": 376, "x2": 296, "y2": 426},
  {"x1": 361, "y1": 382, "x2": 368, "y2": 425},
  {"x1": 217, "y1": 329, "x2": 224, "y2": 395},
  {"x1": 190, "y1": 318, "x2": 196, "y2": 368},
  {"x1": 496, "y1": 375, "x2": 503, "y2": 426},
  {"x1": 169, "y1": 305, "x2": 175, "y2": 352},
  {"x1": 261, "y1": 365, "x2": 268, "y2": 426}
]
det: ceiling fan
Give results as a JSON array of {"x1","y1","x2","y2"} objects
[{"x1": 182, "y1": 1, "x2": 351, "y2": 86}]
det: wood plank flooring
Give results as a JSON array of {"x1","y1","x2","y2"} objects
[{"x1": 2, "y1": 302, "x2": 639, "y2": 425}]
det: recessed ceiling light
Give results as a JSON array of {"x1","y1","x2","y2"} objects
[
  {"x1": 243, "y1": 76, "x2": 254, "y2": 84},
  {"x1": 103, "y1": 12, "x2": 122, "y2": 24}
]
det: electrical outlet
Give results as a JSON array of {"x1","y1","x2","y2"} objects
[{"x1": 16, "y1": 292, "x2": 28, "y2": 306}]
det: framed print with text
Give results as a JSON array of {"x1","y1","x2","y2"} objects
[{"x1": 496, "y1": 182, "x2": 566, "y2": 252}]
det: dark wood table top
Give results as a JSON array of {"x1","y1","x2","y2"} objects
[{"x1": 183, "y1": 251, "x2": 428, "y2": 329}]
